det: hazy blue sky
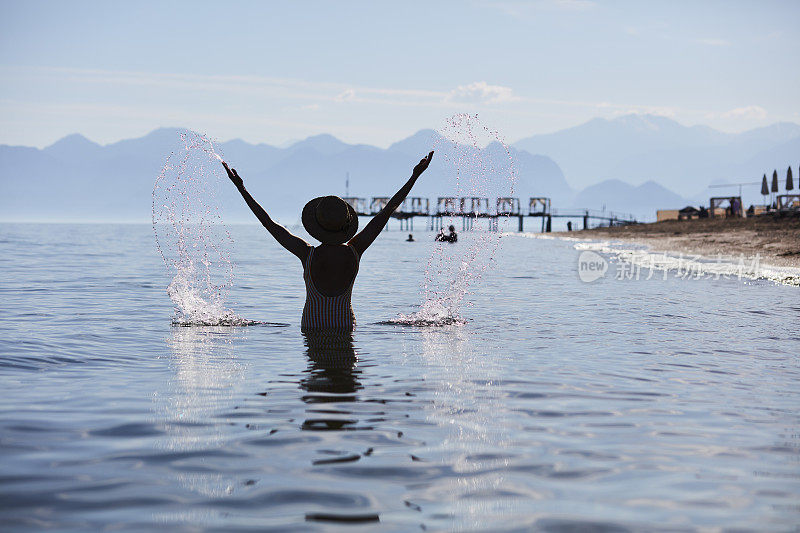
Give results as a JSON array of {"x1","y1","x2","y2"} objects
[{"x1": 1, "y1": 0, "x2": 798, "y2": 147}]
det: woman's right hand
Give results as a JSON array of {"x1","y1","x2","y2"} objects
[{"x1": 222, "y1": 161, "x2": 244, "y2": 188}]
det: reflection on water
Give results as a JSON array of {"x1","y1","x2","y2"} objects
[
  {"x1": 300, "y1": 331, "x2": 361, "y2": 397},
  {"x1": 163, "y1": 326, "x2": 244, "y2": 432},
  {"x1": 412, "y1": 327, "x2": 515, "y2": 528},
  {"x1": 155, "y1": 326, "x2": 246, "y2": 505},
  {"x1": 300, "y1": 331, "x2": 369, "y2": 434},
  {"x1": 415, "y1": 326, "x2": 506, "y2": 446}
]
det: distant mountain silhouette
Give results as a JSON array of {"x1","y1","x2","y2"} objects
[
  {"x1": 0, "y1": 128, "x2": 571, "y2": 222},
  {"x1": 3, "y1": 116, "x2": 794, "y2": 223},
  {"x1": 285, "y1": 133, "x2": 353, "y2": 156},
  {"x1": 388, "y1": 129, "x2": 442, "y2": 158},
  {"x1": 571, "y1": 179, "x2": 690, "y2": 220},
  {"x1": 42, "y1": 134, "x2": 104, "y2": 161},
  {"x1": 514, "y1": 114, "x2": 800, "y2": 199}
]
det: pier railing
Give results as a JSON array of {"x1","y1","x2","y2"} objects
[{"x1": 550, "y1": 208, "x2": 639, "y2": 223}]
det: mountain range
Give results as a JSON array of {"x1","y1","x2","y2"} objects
[
  {"x1": 1, "y1": 114, "x2": 797, "y2": 223},
  {"x1": 515, "y1": 114, "x2": 800, "y2": 198}
]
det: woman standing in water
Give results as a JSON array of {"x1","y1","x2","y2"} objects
[{"x1": 221, "y1": 151, "x2": 433, "y2": 330}]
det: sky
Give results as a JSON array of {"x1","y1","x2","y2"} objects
[{"x1": 0, "y1": 0, "x2": 798, "y2": 148}]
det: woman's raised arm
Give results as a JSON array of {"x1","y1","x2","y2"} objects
[
  {"x1": 349, "y1": 151, "x2": 433, "y2": 256},
  {"x1": 222, "y1": 162, "x2": 310, "y2": 262}
]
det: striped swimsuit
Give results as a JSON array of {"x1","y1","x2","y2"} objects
[{"x1": 301, "y1": 245, "x2": 359, "y2": 331}]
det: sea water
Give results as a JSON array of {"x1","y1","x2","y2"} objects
[{"x1": 1, "y1": 223, "x2": 799, "y2": 530}]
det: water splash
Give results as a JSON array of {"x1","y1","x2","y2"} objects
[
  {"x1": 152, "y1": 131, "x2": 253, "y2": 326},
  {"x1": 389, "y1": 114, "x2": 517, "y2": 327}
]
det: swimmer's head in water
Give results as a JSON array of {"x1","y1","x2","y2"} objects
[{"x1": 302, "y1": 196, "x2": 359, "y2": 244}]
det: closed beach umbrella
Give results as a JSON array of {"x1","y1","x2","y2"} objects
[
  {"x1": 761, "y1": 174, "x2": 769, "y2": 196},
  {"x1": 771, "y1": 170, "x2": 779, "y2": 192},
  {"x1": 787, "y1": 166, "x2": 794, "y2": 191}
]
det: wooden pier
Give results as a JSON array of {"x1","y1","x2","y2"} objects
[{"x1": 342, "y1": 196, "x2": 639, "y2": 232}]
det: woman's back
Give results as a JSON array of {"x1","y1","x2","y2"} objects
[
  {"x1": 307, "y1": 244, "x2": 359, "y2": 296},
  {"x1": 301, "y1": 244, "x2": 360, "y2": 330}
]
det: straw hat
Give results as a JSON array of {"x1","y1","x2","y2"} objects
[{"x1": 302, "y1": 196, "x2": 358, "y2": 244}]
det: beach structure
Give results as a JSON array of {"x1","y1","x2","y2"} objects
[
  {"x1": 729, "y1": 166, "x2": 798, "y2": 214},
  {"x1": 346, "y1": 196, "x2": 637, "y2": 232},
  {"x1": 459, "y1": 198, "x2": 490, "y2": 230},
  {"x1": 529, "y1": 197, "x2": 550, "y2": 214},
  {"x1": 437, "y1": 197, "x2": 460, "y2": 216},
  {"x1": 771, "y1": 170, "x2": 779, "y2": 206},
  {"x1": 342, "y1": 197, "x2": 367, "y2": 215},
  {"x1": 370, "y1": 197, "x2": 390, "y2": 214},
  {"x1": 678, "y1": 206, "x2": 701, "y2": 220},
  {"x1": 460, "y1": 197, "x2": 490, "y2": 216},
  {"x1": 749, "y1": 205, "x2": 769, "y2": 216},
  {"x1": 776, "y1": 194, "x2": 800, "y2": 210},
  {"x1": 709, "y1": 180, "x2": 762, "y2": 205},
  {"x1": 528, "y1": 198, "x2": 552, "y2": 232},
  {"x1": 496, "y1": 197, "x2": 521, "y2": 216},
  {"x1": 656, "y1": 205, "x2": 707, "y2": 222},
  {"x1": 709, "y1": 196, "x2": 743, "y2": 218},
  {"x1": 405, "y1": 197, "x2": 430, "y2": 215},
  {"x1": 433, "y1": 197, "x2": 487, "y2": 230},
  {"x1": 657, "y1": 209, "x2": 679, "y2": 222},
  {"x1": 396, "y1": 197, "x2": 430, "y2": 230},
  {"x1": 495, "y1": 198, "x2": 520, "y2": 232}
]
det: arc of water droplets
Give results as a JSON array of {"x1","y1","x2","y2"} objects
[
  {"x1": 397, "y1": 114, "x2": 517, "y2": 326},
  {"x1": 152, "y1": 131, "x2": 247, "y2": 326}
]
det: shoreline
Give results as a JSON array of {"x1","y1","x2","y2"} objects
[{"x1": 553, "y1": 214, "x2": 800, "y2": 269}]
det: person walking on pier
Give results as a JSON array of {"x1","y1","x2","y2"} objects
[{"x1": 221, "y1": 151, "x2": 434, "y2": 331}]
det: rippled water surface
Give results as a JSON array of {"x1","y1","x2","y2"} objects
[{"x1": 1, "y1": 223, "x2": 799, "y2": 531}]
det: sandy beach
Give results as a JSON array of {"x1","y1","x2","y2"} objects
[{"x1": 558, "y1": 213, "x2": 800, "y2": 269}]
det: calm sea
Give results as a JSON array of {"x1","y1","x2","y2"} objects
[{"x1": 1, "y1": 223, "x2": 798, "y2": 531}]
